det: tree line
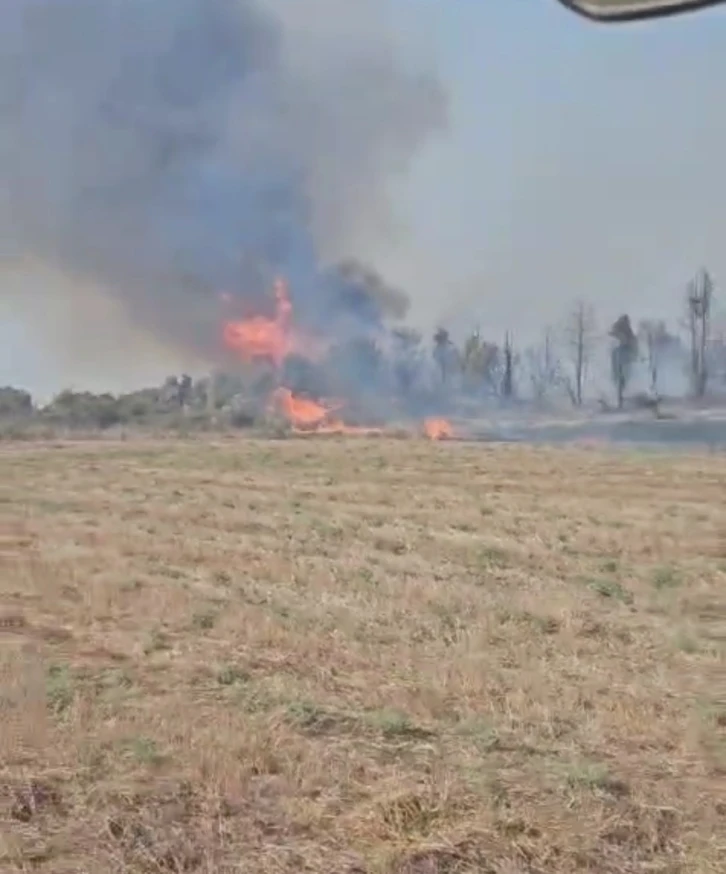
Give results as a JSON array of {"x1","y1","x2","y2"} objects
[
  {"x1": 426, "y1": 267, "x2": 723, "y2": 409},
  {"x1": 1, "y1": 267, "x2": 724, "y2": 433}
]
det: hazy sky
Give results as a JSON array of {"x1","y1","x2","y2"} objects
[
  {"x1": 386, "y1": 0, "x2": 726, "y2": 336},
  {"x1": 3, "y1": 0, "x2": 726, "y2": 395}
]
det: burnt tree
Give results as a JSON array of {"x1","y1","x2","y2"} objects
[
  {"x1": 609, "y1": 314, "x2": 638, "y2": 409},
  {"x1": 685, "y1": 268, "x2": 714, "y2": 399},
  {"x1": 637, "y1": 319, "x2": 680, "y2": 397},
  {"x1": 563, "y1": 300, "x2": 596, "y2": 407},
  {"x1": 527, "y1": 326, "x2": 561, "y2": 403},
  {"x1": 501, "y1": 331, "x2": 515, "y2": 400}
]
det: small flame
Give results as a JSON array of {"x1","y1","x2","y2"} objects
[
  {"x1": 269, "y1": 387, "x2": 380, "y2": 435},
  {"x1": 270, "y1": 387, "x2": 331, "y2": 428},
  {"x1": 423, "y1": 418, "x2": 453, "y2": 440}
]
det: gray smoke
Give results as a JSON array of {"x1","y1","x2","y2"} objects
[{"x1": 0, "y1": 0, "x2": 445, "y2": 360}]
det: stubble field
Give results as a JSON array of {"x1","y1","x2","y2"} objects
[{"x1": 1, "y1": 437, "x2": 724, "y2": 873}]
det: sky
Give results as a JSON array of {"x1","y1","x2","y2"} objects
[
  {"x1": 2, "y1": 0, "x2": 726, "y2": 395},
  {"x1": 386, "y1": 0, "x2": 726, "y2": 336}
]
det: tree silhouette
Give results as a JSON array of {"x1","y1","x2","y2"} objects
[
  {"x1": 563, "y1": 300, "x2": 596, "y2": 407},
  {"x1": 609, "y1": 314, "x2": 638, "y2": 409},
  {"x1": 685, "y1": 268, "x2": 714, "y2": 398}
]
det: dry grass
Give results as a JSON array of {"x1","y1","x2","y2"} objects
[{"x1": 1, "y1": 437, "x2": 725, "y2": 873}]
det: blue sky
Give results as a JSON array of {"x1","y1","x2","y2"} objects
[{"x1": 3, "y1": 0, "x2": 726, "y2": 394}]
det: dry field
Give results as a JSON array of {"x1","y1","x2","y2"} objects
[{"x1": 1, "y1": 437, "x2": 725, "y2": 873}]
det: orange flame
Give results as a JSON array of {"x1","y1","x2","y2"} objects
[
  {"x1": 423, "y1": 418, "x2": 453, "y2": 440},
  {"x1": 222, "y1": 277, "x2": 292, "y2": 368},
  {"x1": 270, "y1": 387, "x2": 331, "y2": 429},
  {"x1": 269, "y1": 387, "x2": 380, "y2": 435},
  {"x1": 222, "y1": 278, "x2": 326, "y2": 367}
]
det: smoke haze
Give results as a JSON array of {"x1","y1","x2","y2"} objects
[
  {"x1": 0, "y1": 0, "x2": 445, "y2": 371},
  {"x1": 6, "y1": 3, "x2": 726, "y2": 400}
]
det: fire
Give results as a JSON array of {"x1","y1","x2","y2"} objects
[
  {"x1": 221, "y1": 276, "x2": 451, "y2": 439},
  {"x1": 423, "y1": 417, "x2": 453, "y2": 440},
  {"x1": 222, "y1": 278, "x2": 293, "y2": 367},
  {"x1": 270, "y1": 387, "x2": 332, "y2": 429},
  {"x1": 269, "y1": 387, "x2": 380, "y2": 435}
]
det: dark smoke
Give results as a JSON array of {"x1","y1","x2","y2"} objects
[
  {"x1": 0, "y1": 0, "x2": 444, "y2": 360},
  {"x1": 322, "y1": 259, "x2": 410, "y2": 334}
]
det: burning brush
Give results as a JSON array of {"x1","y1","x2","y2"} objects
[{"x1": 220, "y1": 278, "x2": 452, "y2": 439}]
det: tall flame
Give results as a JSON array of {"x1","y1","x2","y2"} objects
[{"x1": 222, "y1": 278, "x2": 293, "y2": 368}]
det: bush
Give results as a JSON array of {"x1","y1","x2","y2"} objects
[
  {"x1": 0, "y1": 386, "x2": 33, "y2": 417},
  {"x1": 229, "y1": 409, "x2": 256, "y2": 429}
]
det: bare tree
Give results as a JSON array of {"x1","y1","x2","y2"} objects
[
  {"x1": 501, "y1": 331, "x2": 515, "y2": 399},
  {"x1": 710, "y1": 326, "x2": 726, "y2": 385},
  {"x1": 609, "y1": 314, "x2": 638, "y2": 409},
  {"x1": 563, "y1": 300, "x2": 596, "y2": 407},
  {"x1": 684, "y1": 268, "x2": 714, "y2": 398},
  {"x1": 527, "y1": 326, "x2": 562, "y2": 403},
  {"x1": 637, "y1": 318, "x2": 676, "y2": 396}
]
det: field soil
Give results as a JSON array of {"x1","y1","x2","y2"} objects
[{"x1": 1, "y1": 437, "x2": 724, "y2": 873}]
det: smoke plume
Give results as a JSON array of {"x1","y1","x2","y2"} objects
[{"x1": 0, "y1": 0, "x2": 445, "y2": 361}]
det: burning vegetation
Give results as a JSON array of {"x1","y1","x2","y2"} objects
[
  {"x1": 6, "y1": 261, "x2": 726, "y2": 444},
  {"x1": 218, "y1": 274, "x2": 451, "y2": 436},
  {"x1": 6, "y1": 263, "x2": 726, "y2": 442},
  {"x1": 222, "y1": 279, "x2": 296, "y2": 369},
  {"x1": 5, "y1": 2, "x2": 726, "y2": 438},
  {"x1": 0, "y1": 0, "x2": 454, "y2": 438},
  {"x1": 0, "y1": 0, "x2": 446, "y2": 389},
  {"x1": 0, "y1": 269, "x2": 461, "y2": 439}
]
